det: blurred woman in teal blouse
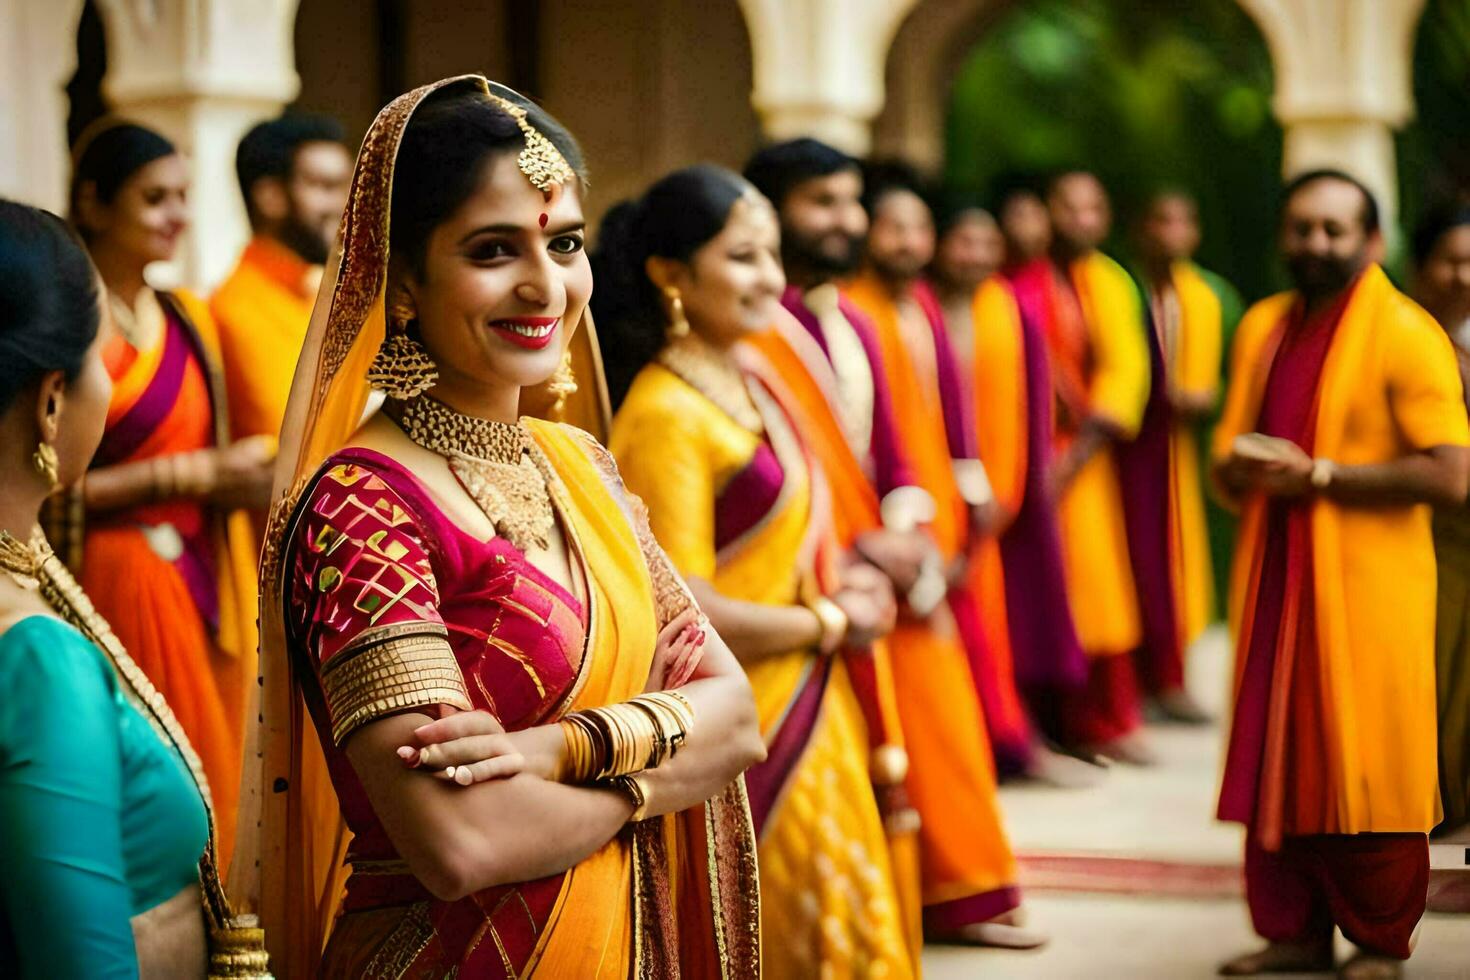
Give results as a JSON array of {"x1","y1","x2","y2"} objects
[{"x1": 0, "y1": 199, "x2": 240, "y2": 977}]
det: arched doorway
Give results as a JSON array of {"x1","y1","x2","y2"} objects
[{"x1": 881, "y1": 0, "x2": 1282, "y2": 301}]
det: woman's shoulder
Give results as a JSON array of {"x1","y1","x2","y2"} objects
[
  {"x1": 0, "y1": 615, "x2": 118, "y2": 702},
  {"x1": 612, "y1": 365, "x2": 744, "y2": 454}
]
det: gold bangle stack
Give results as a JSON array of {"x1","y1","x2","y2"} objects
[
  {"x1": 559, "y1": 690, "x2": 694, "y2": 784},
  {"x1": 151, "y1": 452, "x2": 214, "y2": 501}
]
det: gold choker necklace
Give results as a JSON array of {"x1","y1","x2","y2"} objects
[
  {"x1": 391, "y1": 395, "x2": 555, "y2": 552},
  {"x1": 0, "y1": 529, "x2": 41, "y2": 589}
]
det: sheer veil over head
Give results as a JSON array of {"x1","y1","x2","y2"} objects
[{"x1": 230, "y1": 74, "x2": 610, "y2": 976}]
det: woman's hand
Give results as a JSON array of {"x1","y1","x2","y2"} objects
[
  {"x1": 207, "y1": 435, "x2": 277, "y2": 510},
  {"x1": 400, "y1": 710, "x2": 545, "y2": 786},
  {"x1": 832, "y1": 562, "x2": 896, "y2": 647},
  {"x1": 853, "y1": 528, "x2": 928, "y2": 594},
  {"x1": 644, "y1": 607, "x2": 706, "y2": 692}
]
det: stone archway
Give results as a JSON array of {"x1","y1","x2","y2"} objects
[
  {"x1": 864, "y1": 0, "x2": 1429, "y2": 230},
  {"x1": 872, "y1": 0, "x2": 1014, "y2": 170}
]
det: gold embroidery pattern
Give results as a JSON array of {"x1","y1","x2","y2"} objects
[
  {"x1": 362, "y1": 901, "x2": 435, "y2": 979},
  {"x1": 310, "y1": 471, "x2": 436, "y2": 628},
  {"x1": 320, "y1": 624, "x2": 470, "y2": 745}
]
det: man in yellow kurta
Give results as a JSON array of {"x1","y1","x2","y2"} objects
[
  {"x1": 1009, "y1": 170, "x2": 1152, "y2": 763},
  {"x1": 1214, "y1": 170, "x2": 1470, "y2": 979},
  {"x1": 1120, "y1": 190, "x2": 1226, "y2": 723},
  {"x1": 211, "y1": 114, "x2": 351, "y2": 445}
]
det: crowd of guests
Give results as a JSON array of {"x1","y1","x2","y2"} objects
[{"x1": 1, "y1": 71, "x2": 1469, "y2": 979}]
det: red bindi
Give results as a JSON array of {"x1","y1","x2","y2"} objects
[{"x1": 539, "y1": 212, "x2": 549, "y2": 229}]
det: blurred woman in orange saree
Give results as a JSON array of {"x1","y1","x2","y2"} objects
[
  {"x1": 598, "y1": 166, "x2": 917, "y2": 978},
  {"x1": 233, "y1": 77, "x2": 764, "y2": 978},
  {"x1": 66, "y1": 122, "x2": 271, "y2": 869}
]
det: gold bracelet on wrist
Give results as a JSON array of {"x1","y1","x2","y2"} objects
[
  {"x1": 612, "y1": 773, "x2": 650, "y2": 821},
  {"x1": 807, "y1": 596, "x2": 849, "y2": 655},
  {"x1": 150, "y1": 456, "x2": 174, "y2": 502}
]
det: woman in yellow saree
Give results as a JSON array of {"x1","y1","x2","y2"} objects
[
  {"x1": 233, "y1": 77, "x2": 764, "y2": 978},
  {"x1": 597, "y1": 166, "x2": 916, "y2": 978}
]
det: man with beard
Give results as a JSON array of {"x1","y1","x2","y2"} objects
[
  {"x1": 1008, "y1": 170, "x2": 1153, "y2": 764},
  {"x1": 744, "y1": 141, "x2": 1045, "y2": 949},
  {"x1": 1214, "y1": 170, "x2": 1470, "y2": 979},
  {"x1": 211, "y1": 113, "x2": 350, "y2": 445},
  {"x1": 1117, "y1": 190, "x2": 1241, "y2": 724}
]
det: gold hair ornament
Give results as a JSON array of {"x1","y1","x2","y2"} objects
[{"x1": 483, "y1": 93, "x2": 576, "y2": 193}]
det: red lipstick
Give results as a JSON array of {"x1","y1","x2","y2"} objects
[{"x1": 488, "y1": 316, "x2": 559, "y2": 350}]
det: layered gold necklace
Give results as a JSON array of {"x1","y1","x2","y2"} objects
[
  {"x1": 0, "y1": 529, "x2": 40, "y2": 589},
  {"x1": 657, "y1": 334, "x2": 765, "y2": 435},
  {"x1": 390, "y1": 395, "x2": 556, "y2": 552}
]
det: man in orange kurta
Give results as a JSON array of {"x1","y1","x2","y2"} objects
[
  {"x1": 211, "y1": 114, "x2": 350, "y2": 446},
  {"x1": 1009, "y1": 171, "x2": 1153, "y2": 763},
  {"x1": 1214, "y1": 171, "x2": 1470, "y2": 979}
]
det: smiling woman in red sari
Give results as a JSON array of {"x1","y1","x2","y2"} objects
[
  {"x1": 235, "y1": 78, "x2": 764, "y2": 978},
  {"x1": 66, "y1": 122, "x2": 272, "y2": 871},
  {"x1": 597, "y1": 165, "x2": 917, "y2": 979}
]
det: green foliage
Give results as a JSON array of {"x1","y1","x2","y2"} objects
[{"x1": 944, "y1": 0, "x2": 1284, "y2": 301}]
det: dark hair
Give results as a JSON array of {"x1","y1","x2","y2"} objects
[
  {"x1": 1280, "y1": 168, "x2": 1380, "y2": 235},
  {"x1": 591, "y1": 164, "x2": 753, "y2": 408},
  {"x1": 861, "y1": 159, "x2": 932, "y2": 218},
  {"x1": 990, "y1": 172, "x2": 1045, "y2": 210},
  {"x1": 390, "y1": 80, "x2": 586, "y2": 276},
  {"x1": 933, "y1": 191, "x2": 995, "y2": 240},
  {"x1": 743, "y1": 137, "x2": 858, "y2": 212},
  {"x1": 69, "y1": 121, "x2": 176, "y2": 230},
  {"x1": 1412, "y1": 201, "x2": 1470, "y2": 266},
  {"x1": 0, "y1": 200, "x2": 102, "y2": 414},
  {"x1": 236, "y1": 112, "x2": 346, "y2": 216},
  {"x1": 1045, "y1": 168, "x2": 1103, "y2": 200}
]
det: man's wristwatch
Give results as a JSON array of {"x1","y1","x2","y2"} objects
[{"x1": 1310, "y1": 458, "x2": 1336, "y2": 491}]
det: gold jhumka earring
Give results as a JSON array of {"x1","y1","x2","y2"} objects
[
  {"x1": 368, "y1": 291, "x2": 439, "y2": 400},
  {"x1": 32, "y1": 442, "x2": 59, "y2": 492},
  {"x1": 546, "y1": 349, "x2": 578, "y2": 412},
  {"x1": 663, "y1": 286, "x2": 690, "y2": 339}
]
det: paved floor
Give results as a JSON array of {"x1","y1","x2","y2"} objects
[
  {"x1": 922, "y1": 894, "x2": 1470, "y2": 979},
  {"x1": 919, "y1": 628, "x2": 1470, "y2": 978}
]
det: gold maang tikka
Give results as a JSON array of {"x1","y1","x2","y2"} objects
[{"x1": 482, "y1": 92, "x2": 576, "y2": 193}]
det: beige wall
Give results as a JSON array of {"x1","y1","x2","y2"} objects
[
  {"x1": 293, "y1": 0, "x2": 381, "y2": 141},
  {"x1": 293, "y1": 0, "x2": 758, "y2": 229},
  {"x1": 541, "y1": 0, "x2": 759, "y2": 226}
]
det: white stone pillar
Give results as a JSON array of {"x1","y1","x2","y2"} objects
[
  {"x1": 1236, "y1": 0, "x2": 1427, "y2": 240},
  {"x1": 0, "y1": 0, "x2": 86, "y2": 212},
  {"x1": 738, "y1": 0, "x2": 921, "y2": 156},
  {"x1": 96, "y1": 0, "x2": 302, "y2": 291}
]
